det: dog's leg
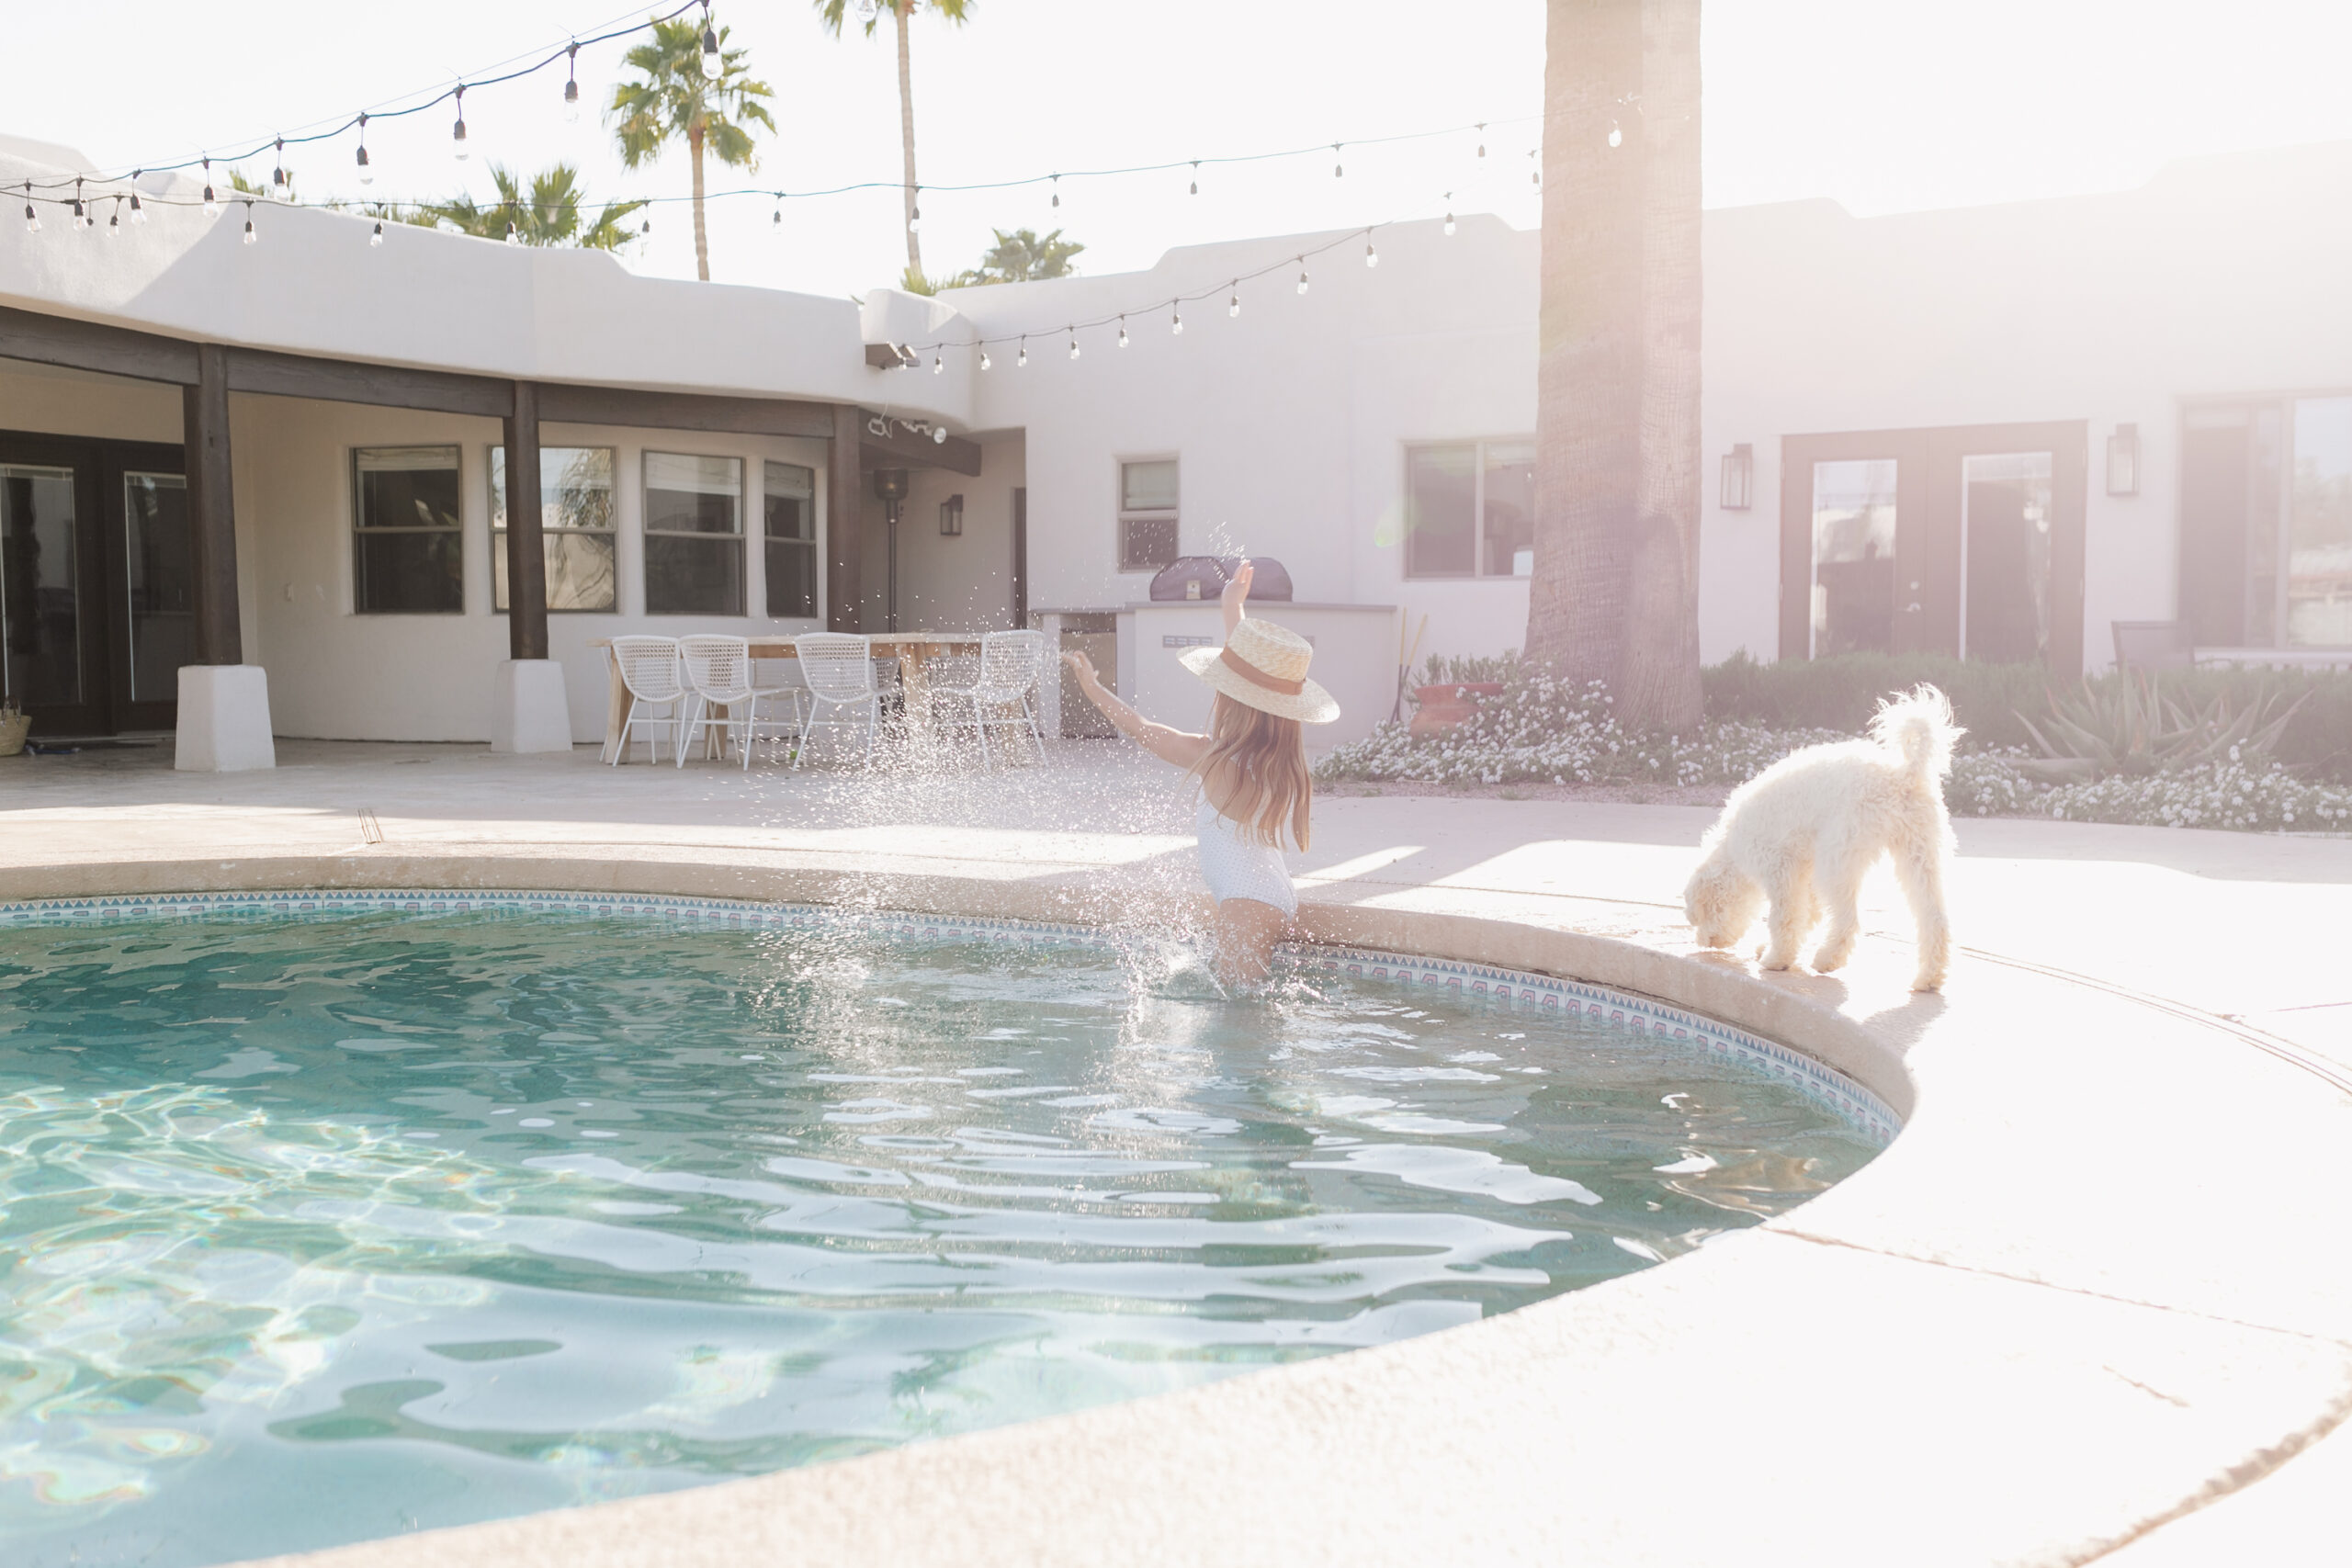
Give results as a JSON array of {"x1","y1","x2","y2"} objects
[
  {"x1": 1758, "y1": 853, "x2": 1815, "y2": 972},
  {"x1": 1893, "y1": 843, "x2": 1952, "y2": 991},
  {"x1": 1810, "y1": 841, "x2": 1875, "y2": 974}
]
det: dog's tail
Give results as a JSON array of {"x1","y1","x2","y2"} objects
[{"x1": 1869, "y1": 684, "x2": 1964, "y2": 781}]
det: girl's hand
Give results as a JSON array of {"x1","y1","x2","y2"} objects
[
  {"x1": 1221, "y1": 558, "x2": 1253, "y2": 632},
  {"x1": 1061, "y1": 650, "x2": 1100, "y2": 689}
]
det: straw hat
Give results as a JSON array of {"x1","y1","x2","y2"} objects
[{"x1": 1177, "y1": 617, "x2": 1340, "y2": 725}]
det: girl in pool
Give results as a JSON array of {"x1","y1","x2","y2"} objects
[{"x1": 1061, "y1": 560, "x2": 1339, "y2": 983}]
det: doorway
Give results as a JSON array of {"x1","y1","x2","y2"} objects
[
  {"x1": 0, "y1": 430, "x2": 188, "y2": 736},
  {"x1": 1780, "y1": 421, "x2": 2087, "y2": 675}
]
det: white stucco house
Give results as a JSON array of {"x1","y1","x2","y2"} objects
[{"x1": 1, "y1": 132, "x2": 2346, "y2": 766}]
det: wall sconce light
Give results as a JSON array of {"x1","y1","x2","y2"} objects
[
  {"x1": 2106, "y1": 423, "x2": 2140, "y2": 497},
  {"x1": 1719, "y1": 443, "x2": 1754, "y2": 510},
  {"x1": 939, "y1": 492, "x2": 965, "y2": 536}
]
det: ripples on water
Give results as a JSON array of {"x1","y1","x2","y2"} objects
[{"x1": 0, "y1": 910, "x2": 1879, "y2": 1565}]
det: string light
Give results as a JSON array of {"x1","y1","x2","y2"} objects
[
  {"x1": 771, "y1": 197, "x2": 781, "y2": 230},
  {"x1": 1531, "y1": 148, "x2": 1541, "y2": 186},
  {"x1": 1607, "y1": 120, "x2": 1623, "y2": 149},
  {"x1": 356, "y1": 114, "x2": 373, "y2": 183},
  {"x1": 1189, "y1": 160, "x2": 1199, "y2": 196},
  {"x1": 1017, "y1": 337, "x2": 1027, "y2": 367},
  {"x1": 202, "y1": 157, "x2": 218, "y2": 216},
  {"x1": 370, "y1": 220, "x2": 385, "y2": 246},
  {"x1": 1443, "y1": 200, "x2": 1455, "y2": 237},
  {"x1": 908, "y1": 194, "x2": 920, "y2": 233},
  {"x1": 72, "y1": 178, "x2": 87, "y2": 229},
  {"x1": 107, "y1": 197, "x2": 120, "y2": 237},
  {"x1": 23, "y1": 184, "x2": 39, "y2": 234},
  {"x1": 1364, "y1": 239, "x2": 1377, "y2": 268},
  {"x1": 272, "y1": 137, "x2": 288, "y2": 194},
  {"x1": 565, "y1": 44, "x2": 582, "y2": 121},
  {"x1": 699, "y1": 1, "x2": 721, "y2": 73},
  {"x1": 1170, "y1": 305, "x2": 1182, "y2": 335},
  {"x1": 1067, "y1": 330, "x2": 1080, "y2": 361},
  {"x1": 1296, "y1": 262, "x2": 1309, "y2": 295},
  {"x1": 504, "y1": 220, "x2": 520, "y2": 244},
  {"x1": 129, "y1": 184, "x2": 145, "y2": 225},
  {"x1": 933, "y1": 353, "x2": 943, "y2": 374},
  {"x1": 1049, "y1": 175, "x2": 1059, "y2": 209},
  {"x1": 1332, "y1": 143, "x2": 1343, "y2": 177},
  {"x1": 452, "y1": 85, "x2": 469, "y2": 161},
  {"x1": 1227, "y1": 288, "x2": 1239, "y2": 318},
  {"x1": 978, "y1": 347, "x2": 990, "y2": 370},
  {"x1": 1116, "y1": 316, "x2": 1128, "y2": 348},
  {"x1": 1476, "y1": 123, "x2": 1487, "y2": 157},
  {"x1": 242, "y1": 199, "x2": 256, "y2": 244}
]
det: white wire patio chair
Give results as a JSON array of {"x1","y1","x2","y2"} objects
[
  {"x1": 791, "y1": 633, "x2": 883, "y2": 767},
  {"x1": 930, "y1": 629, "x2": 1050, "y2": 769},
  {"x1": 607, "y1": 636, "x2": 686, "y2": 766},
  {"x1": 676, "y1": 635, "x2": 795, "y2": 770}
]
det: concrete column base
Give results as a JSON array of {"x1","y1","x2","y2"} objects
[
  {"x1": 175, "y1": 664, "x2": 277, "y2": 772},
  {"x1": 491, "y1": 659, "x2": 574, "y2": 753}
]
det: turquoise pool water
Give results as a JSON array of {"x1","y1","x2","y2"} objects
[{"x1": 0, "y1": 902, "x2": 1883, "y2": 1566}]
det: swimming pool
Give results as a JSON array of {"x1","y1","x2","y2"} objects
[{"x1": 0, "y1": 893, "x2": 1890, "y2": 1567}]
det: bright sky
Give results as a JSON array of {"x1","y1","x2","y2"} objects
[{"x1": 10, "y1": 1, "x2": 2351, "y2": 299}]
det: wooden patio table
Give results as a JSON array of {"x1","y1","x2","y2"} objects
[{"x1": 590, "y1": 634, "x2": 988, "y2": 763}]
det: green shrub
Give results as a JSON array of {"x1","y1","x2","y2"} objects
[
  {"x1": 2134, "y1": 666, "x2": 2352, "y2": 783},
  {"x1": 1702, "y1": 652, "x2": 2050, "y2": 750}
]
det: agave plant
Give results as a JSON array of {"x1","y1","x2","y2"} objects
[{"x1": 2015, "y1": 671, "x2": 2308, "y2": 781}]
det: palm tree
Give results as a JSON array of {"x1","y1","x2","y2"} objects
[
  {"x1": 948, "y1": 227, "x2": 1083, "y2": 287},
  {"x1": 1524, "y1": 0, "x2": 1703, "y2": 733},
  {"x1": 409, "y1": 164, "x2": 648, "y2": 249},
  {"x1": 610, "y1": 17, "x2": 775, "y2": 281},
  {"x1": 813, "y1": 0, "x2": 973, "y2": 288}
]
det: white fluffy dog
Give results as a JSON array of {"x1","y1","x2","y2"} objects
[{"x1": 1684, "y1": 685, "x2": 1961, "y2": 992}]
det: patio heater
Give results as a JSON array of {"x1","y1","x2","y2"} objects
[{"x1": 874, "y1": 468, "x2": 910, "y2": 632}]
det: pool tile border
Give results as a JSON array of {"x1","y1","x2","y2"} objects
[{"x1": 0, "y1": 887, "x2": 1899, "y2": 1144}]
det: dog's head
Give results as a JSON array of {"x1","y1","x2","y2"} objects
[{"x1": 1683, "y1": 857, "x2": 1753, "y2": 949}]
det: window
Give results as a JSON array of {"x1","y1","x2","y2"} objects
[
  {"x1": 1404, "y1": 440, "x2": 1535, "y2": 578},
  {"x1": 0, "y1": 464, "x2": 82, "y2": 705},
  {"x1": 2180, "y1": 395, "x2": 2352, "y2": 649},
  {"x1": 354, "y1": 446, "x2": 462, "y2": 614},
  {"x1": 2290, "y1": 397, "x2": 2352, "y2": 648},
  {"x1": 644, "y1": 452, "x2": 743, "y2": 615},
  {"x1": 1959, "y1": 453, "x2": 2052, "y2": 663},
  {"x1": 124, "y1": 472, "x2": 192, "y2": 702},
  {"x1": 1118, "y1": 458, "x2": 1179, "y2": 571},
  {"x1": 1811, "y1": 458, "x2": 1898, "y2": 656},
  {"x1": 763, "y1": 461, "x2": 818, "y2": 619},
  {"x1": 490, "y1": 446, "x2": 616, "y2": 614}
]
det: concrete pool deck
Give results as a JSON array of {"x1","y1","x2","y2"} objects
[{"x1": 4, "y1": 739, "x2": 2349, "y2": 1565}]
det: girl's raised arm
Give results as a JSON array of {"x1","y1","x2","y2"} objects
[{"x1": 1061, "y1": 651, "x2": 1211, "y2": 768}]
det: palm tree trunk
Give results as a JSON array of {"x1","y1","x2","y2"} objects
[
  {"x1": 690, "y1": 125, "x2": 710, "y2": 281},
  {"x1": 895, "y1": 1, "x2": 923, "y2": 280},
  {"x1": 1525, "y1": 0, "x2": 1646, "y2": 687},
  {"x1": 1614, "y1": 0, "x2": 1704, "y2": 732}
]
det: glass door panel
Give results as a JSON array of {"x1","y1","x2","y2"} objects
[
  {"x1": 1960, "y1": 452, "x2": 2053, "y2": 662},
  {"x1": 1811, "y1": 458, "x2": 1897, "y2": 655},
  {"x1": 0, "y1": 464, "x2": 83, "y2": 707},
  {"x1": 2289, "y1": 397, "x2": 2352, "y2": 647},
  {"x1": 124, "y1": 471, "x2": 192, "y2": 703}
]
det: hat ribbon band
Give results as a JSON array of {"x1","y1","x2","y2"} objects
[{"x1": 1220, "y1": 644, "x2": 1305, "y2": 695}]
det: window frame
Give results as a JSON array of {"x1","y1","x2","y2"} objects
[
  {"x1": 488, "y1": 445, "x2": 618, "y2": 615},
  {"x1": 1116, "y1": 456, "x2": 1181, "y2": 573},
  {"x1": 762, "y1": 459, "x2": 820, "y2": 621},
  {"x1": 1401, "y1": 437, "x2": 1538, "y2": 581},
  {"x1": 2178, "y1": 390, "x2": 2352, "y2": 651},
  {"x1": 641, "y1": 449, "x2": 746, "y2": 617},
  {"x1": 351, "y1": 444, "x2": 465, "y2": 616}
]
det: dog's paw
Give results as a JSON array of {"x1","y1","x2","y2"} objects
[
  {"x1": 1813, "y1": 942, "x2": 1853, "y2": 974},
  {"x1": 1909, "y1": 969, "x2": 1947, "y2": 993}
]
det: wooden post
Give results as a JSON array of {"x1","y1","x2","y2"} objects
[
  {"x1": 184, "y1": 343, "x2": 241, "y2": 665},
  {"x1": 503, "y1": 379, "x2": 548, "y2": 660},
  {"x1": 828, "y1": 403, "x2": 864, "y2": 632}
]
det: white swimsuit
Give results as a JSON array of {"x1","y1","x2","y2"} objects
[{"x1": 1194, "y1": 796, "x2": 1298, "y2": 917}]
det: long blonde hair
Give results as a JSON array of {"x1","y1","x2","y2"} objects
[{"x1": 1191, "y1": 694, "x2": 1313, "y2": 850}]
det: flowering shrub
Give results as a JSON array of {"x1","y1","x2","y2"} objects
[
  {"x1": 1945, "y1": 751, "x2": 2047, "y2": 818},
  {"x1": 2039, "y1": 759, "x2": 2352, "y2": 831}
]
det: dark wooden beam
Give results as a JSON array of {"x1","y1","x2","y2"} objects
[
  {"x1": 183, "y1": 344, "x2": 241, "y2": 665},
  {"x1": 503, "y1": 380, "x2": 548, "y2": 661},
  {"x1": 0, "y1": 304, "x2": 200, "y2": 384},
  {"x1": 828, "y1": 403, "x2": 864, "y2": 632},
  {"x1": 537, "y1": 384, "x2": 835, "y2": 438},
  {"x1": 857, "y1": 412, "x2": 982, "y2": 477},
  {"x1": 225, "y1": 347, "x2": 513, "y2": 418}
]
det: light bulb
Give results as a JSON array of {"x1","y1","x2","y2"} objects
[
  {"x1": 1227, "y1": 291, "x2": 1239, "y2": 318},
  {"x1": 908, "y1": 203, "x2": 921, "y2": 233},
  {"x1": 932, "y1": 425, "x2": 946, "y2": 446},
  {"x1": 107, "y1": 201, "x2": 119, "y2": 237},
  {"x1": 505, "y1": 221, "x2": 520, "y2": 245},
  {"x1": 1443, "y1": 210, "x2": 1456, "y2": 237},
  {"x1": 701, "y1": 5, "x2": 722, "y2": 74},
  {"x1": 1476, "y1": 124, "x2": 1487, "y2": 158},
  {"x1": 1116, "y1": 318, "x2": 1128, "y2": 348},
  {"x1": 1017, "y1": 340, "x2": 1027, "y2": 367},
  {"x1": 1189, "y1": 161, "x2": 1199, "y2": 196},
  {"x1": 1296, "y1": 266, "x2": 1309, "y2": 295},
  {"x1": 1050, "y1": 175, "x2": 1059, "y2": 209},
  {"x1": 979, "y1": 349, "x2": 990, "y2": 370},
  {"x1": 1608, "y1": 121, "x2": 1623, "y2": 149},
  {"x1": 272, "y1": 139, "x2": 287, "y2": 191},
  {"x1": 933, "y1": 354, "x2": 943, "y2": 375},
  {"x1": 130, "y1": 191, "x2": 146, "y2": 224},
  {"x1": 370, "y1": 220, "x2": 384, "y2": 247},
  {"x1": 1170, "y1": 309, "x2": 1183, "y2": 335},
  {"x1": 1332, "y1": 143, "x2": 1343, "y2": 178},
  {"x1": 1365, "y1": 241, "x2": 1377, "y2": 268},
  {"x1": 201, "y1": 158, "x2": 218, "y2": 216},
  {"x1": 453, "y1": 86, "x2": 469, "y2": 161},
  {"x1": 565, "y1": 47, "x2": 582, "y2": 121},
  {"x1": 23, "y1": 198, "x2": 39, "y2": 235},
  {"x1": 356, "y1": 145, "x2": 372, "y2": 184},
  {"x1": 242, "y1": 204, "x2": 256, "y2": 244},
  {"x1": 771, "y1": 201, "x2": 781, "y2": 230},
  {"x1": 1067, "y1": 334, "x2": 1080, "y2": 361}
]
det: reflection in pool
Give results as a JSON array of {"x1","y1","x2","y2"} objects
[{"x1": 0, "y1": 903, "x2": 1883, "y2": 1566}]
